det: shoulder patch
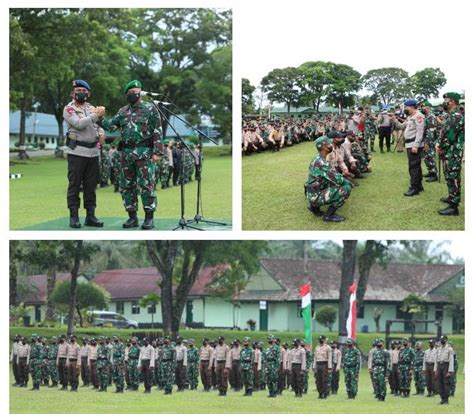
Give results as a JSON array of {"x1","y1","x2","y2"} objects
[
  {"x1": 66, "y1": 106, "x2": 75, "y2": 115},
  {"x1": 416, "y1": 115, "x2": 424, "y2": 123}
]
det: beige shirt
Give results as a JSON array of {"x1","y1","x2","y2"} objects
[
  {"x1": 327, "y1": 145, "x2": 349, "y2": 174},
  {"x1": 10, "y1": 342, "x2": 20, "y2": 362},
  {"x1": 231, "y1": 346, "x2": 241, "y2": 361},
  {"x1": 280, "y1": 348, "x2": 289, "y2": 369},
  {"x1": 254, "y1": 348, "x2": 262, "y2": 371},
  {"x1": 393, "y1": 111, "x2": 425, "y2": 149},
  {"x1": 435, "y1": 345, "x2": 454, "y2": 373},
  {"x1": 332, "y1": 348, "x2": 342, "y2": 371},
  {"x1": 199, "y1": 345, "x2": 212, "y2": 361},
  {"x1": 175, "y1": 344, "x2": 187, "y2": 366},
  {"x1": 80, "y1": 345, "x2": 89, "y2": 358},
  {"x1": 290, "y1": 347, "x2": 306, "y2": 369},
  {"x1": 87, "y1": 345, "x2": 98, "y2": 365},
  {"x1": 390, "y1": 348, "x2": 399, "y2": 365},
  {"x1": 17, "y1": 343, "x2": 30, "y2": 364},
  {"x1": 313, "y1": 344, "x2": 333, "y2": 370},
  {"x1": 139, "y1": 345, "x2": 155, "y2": 368},
  {"x1": 67, "y1": 343, "x2": 81, "y2": 365},
  {"x1": 56, "y1": 342, "x2": 68, "y2": 363},
  {"x1": 213, "y1": 344, "x2": 231, "y2": 369},
  {"x1": 423, "y1": 347, "x2": 437, "y2": 369}
]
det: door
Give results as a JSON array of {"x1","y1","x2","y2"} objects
[
  {"x1": 186, "y1": 300, "x2": 193, "y2": 325},
  {"x1": 259, "y1": 307, "x2": 268, "y2": 331}
]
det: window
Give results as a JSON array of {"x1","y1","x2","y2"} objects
[
  {"x1": 131, "y1": 300, "x2": 140, "y2": 315},
  {"x1": 148, "y1": 304, "x2": 156, "y2": 314},
  {"x1": 116, "y1": 301, "x2": 124, "y2": 314},
  {"x1": 35, "y1": 305, "x2": 41, "y2": 322},
  {"x1": 357, "y1": 305, "x2": 364, "y2": 319},
  {"x1": 435, "y1": 305, "x2": 444, "y2": 321}
]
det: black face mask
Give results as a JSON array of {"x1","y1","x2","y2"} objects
[
  {"x1": 319, "y1": 340, "x2": 324, "y2": 344},
  {"x1": 377, "y1": 344, "x2": 382, "y2": 348},
  {"x1": 443, "y1": 102, "x2": 449, "y2": 111},
  {"x1": 403, "y1": 109, "x2": 410, "y2": 116},
  {"x1": 74, "y1": 92, "x2": 89, "y2": 103},
  {"x1": 127, "y1": 92, "x2": 140, "y2": 104},
  {"x1": 326, "y1": 145, "x2": 333, "y2": 154},
  {"x1": 441, "y1": 339, "x2": 447, "y2": 345}
]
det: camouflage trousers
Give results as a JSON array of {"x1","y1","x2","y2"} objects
[
  {"x1": 266, "y1": 363, "x2": 279, "y2": 395},
  {"x1": 449, "y1": 369, "x2": 457, "y2": 395},
  {"x1": 47, "y1": 360, "x2": 58, "y2": 384},
  {"x1": 303, "y1": 370, "x2": 308, "y2": 393},
  {"x1": 413, "y1": 368, "x2": 425, "y2": 392},
  {"x1": 423, "y1": 142, "x2": 437, "y2": 175},
  {"x1": 113, "y1": 363, "x2": 125, "y2": 391},
  {"x1": 29, "y1": 360, "x2": 43, "y2": 387},
  {"x1": 328, "y1": 369, "x2": 340, "y2": 393},
  {"x1": 41, "y1": 359, "x2": 49, "y2": 383},
  {"x1": 306, "y1": 180, "x2": 352, "y2": 210},
  {"x1": 187, "y1": 362, "x2": 199, "y2": 389},
  {"x1": 162, "y1": 360, "x2": 175, "y2": 393},
  {"x1": 242, "y1": 368, "x2": 254, "y2": 391},
  {"x1": 120, "y1": 153, "x2": 157, "y2": 212},
  {"x1": 442, "y1": 147, "x2": 463, "y2": 205},
  {"x1": 372, "y1": 366, "x2": 387, "y2": 399},
  {"x1": 127, "y1": 359, "x2": 139, "y2": 389},
  {"x1": 343, "y1": 366, "x2": 359, "y2": 396},
  {"x1": 159, "y1": 162, "x2": 171, "y2": 188},
  {"x1": 112, "y1": 166, "x2": 120, "y2": 190},
  {"x1": 398, "y1": 364, "x2": 412, "y2": 393},
  {"x1": 96, "y1": 360, "x2": 110, "y2": 390}
]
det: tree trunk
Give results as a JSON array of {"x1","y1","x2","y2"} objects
[
  {"x1": 45, "y1": 266, "x2": 57, "y2": 321},
  {"x1": 338, "y1": 240, "x2": 358, "y2": 342},
  {"x1": 287, "y1": 101, "x2": 291, "y2": 113},
  {"x1": 76, "y1": 305, "x2": 83, "y2": 327},
  {"x1": 67, "y1": 241, "x2": 83, "y2": 336},
  {"x1": 17, "y1": 98, "x2": 30, "y2": 160},
  {"x1": 151, "y1": 313, "x2": 154, "y2": 330},
  {"x1": 9, "y1": 241, "x2": 19, "y2": 307}
]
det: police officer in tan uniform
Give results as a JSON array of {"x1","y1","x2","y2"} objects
[
  {"x1": 435, "y1": 335, "x2": 454, "y2": 405},
  {"x1": 312, "y1": 335, "x2": 333, "y2": 399},
  {"x1": 63, "y1": 80, "x2": 106, "y2": 228}
]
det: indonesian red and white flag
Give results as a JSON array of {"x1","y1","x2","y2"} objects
[
  {"x1": 298, "y1": 282, "x2": 312, "y2": 350},
  {"x1": 346, "y1": 281, "x2": 357, "y2": 341}
]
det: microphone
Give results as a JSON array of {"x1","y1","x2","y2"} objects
[
  {"x1": 152, "y1": 100, "x2": 172, "y2": 106},
  {"x1": 140, "y1": 91, "x2": 164, "y2": 97}
]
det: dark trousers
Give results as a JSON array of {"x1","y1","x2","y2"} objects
[
  {"x1": 425, "y1": 362, "x2": 436, "y2": 394},
  {"x1": 437, "y1": 362, "x2": 450, "y2": 401},
  {"x1": 12, "y1": 358, "x2": 20, "y2": 384},
  {"x1": 67, "y1": 154, "x2": 99, "y2": 210},
  {"x1": 407, "y1": 148, "x2": 423, "y2": 191},
  {"x1": 216, "y1": 361, "x2": 228, "y2": 392},
  {"x1": 81, "y1": 356, "x2": 89, "y2": 385},
  {"x1": 68, "y1": 359, "x2": 79, "y2": 389},
  {"x1": 291, "y1": 363, "x2": 304, "y2": 395},
  {"x1": 141, "y1": 359, "x2": 152, "y2": 391},
  {"x1": 89, "y1": 360, "x2": 98, "y2": 387},
  {"x1": 253, "y1": 363, "x2": 260, "y2": 390},
  {"x1": 199, "y1": 360, "x2": 211, "y2": 390},
  {"x1": 175, "y1": 360, "x2": 185, "y2": 390},
  {"x1": 172, "y1": 164, "x2": 180, "y2": 185},
  {"x1": 18, "y1": 357, "x2": 29, "y2": 385},
  {"x1": 58, "y1": 357, "x2": 68, "y2": 387},
  {"x1": 391, "y1": 363, "x2": 399, "y2": 393},
  {"x1": 230, "y1": 360, "x2": 242, "y2": 390},
  {"x1": 378, "y1": 127, "x2": 391, "y2": 151},
  {"x1": 315, "y1": 361, "x2": 329, "y2": 395}
]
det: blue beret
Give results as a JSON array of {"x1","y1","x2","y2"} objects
[
  {"x1": 72, "y1": 80, "x2": 91, "y2": 90},
  {"x1": 404, "y1": 99, "x2": 418, "y2": 107}
]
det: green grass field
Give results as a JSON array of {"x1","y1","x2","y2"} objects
[
  {"x1": 242, "y1": 142, "x2": 464, "y2": 230},
  {"x1": 9, "y1": 327, "x2": 464, "y2": 414},
  {"x1": 9, "y1": 147, "x2": 232, "y2": 230}
]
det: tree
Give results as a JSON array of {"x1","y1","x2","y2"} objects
[
  {"x1": 52, "y1": 280, "x2": 110, "y2": 327},
  {"x1": 444, "y1": 288, "x2": 464, "y2": 333},
  {"x1": 388, "y1": 241, "x2": 455, "y2": 264},
  {"x1": 316, "y1": 305, "x2": 337, "y2": 332},
  {"x1": 261, "y1": 67, "x2": 301, "y2": 113},
  {"x1": 242, "y1": 78, "x2": 256, "y2": 116},
  {"x1": 325, "y1": 63, "x2": 362, "y2": 114},
  {"x1": 401, "y1": 294, "x2": 427, "y2": 316},
  {"x1": 297, "y1": 61, "x2": 332, "y2": 112},
  {"x1": 9, "y1": 241, "x2": 23, "y2": 307},
  {"x1": 145, "y1": 240, "x2": 268, "y2": 337},
  {"x1": 139, "y1": 293, "x2": 161, "y2": 330},
  {"x1": 373, "y1": 307, "x2": 384, "y2": 333},
  {"x1": 363, "y1": 67, "x2": 409, "y2": 106},
  {"x1": 408, "y1": 68, "x2": 446, "y2": 99},
  {"x1": 338, "y1": 240, "x2": 357, "y2": 341}
]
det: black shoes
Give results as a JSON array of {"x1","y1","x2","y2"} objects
[
  {"x1": 307, "y1": 205, "x2": 323, "y2": 216},
  {"x1": 85, "y1": 209, "x2": 104, "y2": 227},
  {"x1": 123, "y1": 211, "x2": 139, "y2": 228},
  {"x1": 426, "y1": 175, "x2": 438, "y2": 182},
  {"x1": 69, "y1": 208, "x2": 81, "y2": 228},
  {"x1": 440, "y1": 197, "x2": 450, "y2": 203},
  {"x1": 404, "y1": 188, "x2": 423, "y2": 196},
  {"x1": 141, "y1": 211, "x2": 155, "y2": 230},
  {"x1": 438, "y1": 205, "x2": 459, "y2": 216},
  {"x1": 323, "y1": 206, "x2": 345, "y2": 222}
]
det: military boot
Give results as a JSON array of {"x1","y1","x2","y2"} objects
[
  {"x1": 426, "y1": 174, "x2": 438, "y2": 182},
  {"x1": 307, "y1": 205, "x2": 323, "y2": 216},
  {"x1": 85, "y1": 209, "x2": 104, "y2": 227},
  {"x1": 69, "y1": 208, "x2": 81, "y2": 228},
  {"x1": 440, "y1": 197, "x2": 450, "y2": 203},
  {"x1": 141, "y1": 211, "x2": 155, "y2": 230},
  {"x1": 323, "y1": 206, "x2": 345, "y2": 222},
  {"x1": 123, "y1": 211, "x2": 139, "y2": 228},
  {"x1": 438, "y1": 204, "x2": 459, "y2": 216}
]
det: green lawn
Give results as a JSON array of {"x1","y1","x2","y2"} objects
[
  {"x1": 9, "y1": 147, "x2": 232, "y2": 230},
  {"x1": 9, "y1": 327, "x2": 464, "y2": 414},
  {"x1": 242, "y1": 142, "x2": 464, "y2": 230}
]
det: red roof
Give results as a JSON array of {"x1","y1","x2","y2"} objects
[{"x1": 19, "y1": 273, "x2": 72, "y2": 304}]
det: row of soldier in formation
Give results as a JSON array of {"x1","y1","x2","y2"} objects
[
  {"x1": 304, "y1": 93, "x2": 464, "y2": 222},
  {"x1": 96, "y1": 141, "x2": 202, "y2": 192},
  {"x1": 10, "y1": 333, "x2": 458, "y2": 404}
]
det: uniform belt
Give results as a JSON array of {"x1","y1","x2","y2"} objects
[
  {"x1": 19, "y1": 356, "x2": 27, "y2": 359},
  {"x1": 76, "y1": 140, "x2": 98, "y2": 149},
  {"x1": 69, "y1": 358, "x2": 77, "y2": 361},
  {"x1": 316, "y1": 361, "x2": 328, "y2": 364},
  {"x1": 292, "y1": 362, "x2": 302, "y2": 365},
  {"x1": 217, "y1": 360, "x2": 226, "y2": 363},
  {"x1": 123, "y1": 139, "x2": 153, "y2": 149},
  {"x1": 161, "y1": 359, "x2": 171, "y2": 362},
  {"x1": 200, "y1": 360, "x2": 209, "y2": 362},
  {"x1": 59, "y1": 357, "x2": 67, "y2": 359},
  {"x1": 405, "y1": 138, "x2": 416, "y2": 144},
  {"x1": 425, "y1": 362, "x2": 435, "y2": 365}
]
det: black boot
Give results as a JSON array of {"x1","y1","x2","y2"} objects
[
  {"x1": 123, "y1": 211, "x2": 139, "y2": 228},
  {"x1": 141, "y1": 211, "x2": 155, "y2": 230},
  {"x1": 307, "y1": 205, "x2": 323, "y2": 216},
  {"x1": 438, "y1": 204, "x2": 459, "y2": 216},
  {"x1": 69, "y1": 208, "x2": 81, "y2": 228},
  {"x1": 323, "y1": 206, "x2": 345, "y2": 222},
  {"x1": 426, "y1": 175, "x2": 438, "y2": 182},
  {"x1": 404, "y1": 188, "x2": 420, "y2": 196},
  {"x1": 440, "y1": 197, "x2": 450, "y2": 203},
  {"x1": 85, "y1": 209, "x2": 104, "y2": 227}
]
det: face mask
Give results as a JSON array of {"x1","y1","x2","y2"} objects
[
  {"x1": 219, "y1": 340, "x2": 224, "y2": 345},
  {"x1": 319, "y1": 340, "x2": 324, "y2": 344},
  {"x1": 441, "y1": 339, "x2": 446, "y2": 345},
  {"x1": 114, "y1": 340, "x2": 118, "y2": 343},
  {"x1": 403, "y1": 109, "x2": 410, "y2": 116},
  {"x1": 326, "y1": 145, "x2": 333, "y2": 154},
  {"x1": 377, "y1": 344, "x2": 382, "y2": 348},
  {"x1": 74, "y1": 92, "x2": 89, "y2": 103},
  {"x1": 443, "y1": 102, "x2": 449, "y2": 110},
  {"x1": 127, "y1": 92, "x2": 140, "y2": 104}
]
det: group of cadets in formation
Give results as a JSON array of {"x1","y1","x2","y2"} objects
[
  {"x1": 11, "y1": 333, "x2": 458, "y2": 404},
  {"x1": 97, "y1": 141, "x2": 202, "y2": 192},
  {"x1": 242, "y1": 94, "x2": 464, "y2": 223}
]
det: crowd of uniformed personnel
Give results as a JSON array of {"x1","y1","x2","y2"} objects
[
  {"x1": 243, "y1": 93, "x2": 464, "y2": 223},
  {"x1": 10, "y1": 333, "x2": 459, "y2": 404}
]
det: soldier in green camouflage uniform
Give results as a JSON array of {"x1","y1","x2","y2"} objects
[
  {"x1": 342, "y1": 338, "x2": 360, "y2": 399},
  {"x1": 364, "y1": 111, "x2": 376, "y2": 152},
  {"x1": 111, "y1": 336, "x2": 125, "y2": 393},
  {"x1": 161, "y1": 336, "x2": 176, "y2": 395},
  {"x1": 186, "y1": 339, "x2": 199, "y2": 390},
  {"x1": 398, "y1": 338, "x2": 415, "y2": 397},
  {"x1": 436, "y1": 92, "x2": 464, "y2": 216},
  {"x1": 413, "y1": 341, "x2": 426, "y2": 395},
  {"x1": 348, "y1": 132, "x2": 371, "y2": 173},
  {"x1": 47, "y1": 336, "x2": 59, "y2": 387},
  {"x1": 127, "y1": 337, "x2": 140, "y2": 390},
  {"x1": 449, "y1": 341, "x2": 458, "y2": 397},
  {"x1": 110, "y1": 148, "x2": 121, "y2": 192},
  {"x1": 29, "y1": 335, "x2": 43, "y2": 391},
  {"x1": 98, "y1": 144, "x2": 111, "y2": 187},
  {"x1": 96, "y1": 337, "x2": 110, "y2": 392},
  {"x1": 371, "y1": 339, "x2": 390, "y2": 401},
  {"x1": 40, "y1": 338, "x2": 49, "y2": 386},
  {"x1": 241, "y1": 337, "x2": 254, "y2": 396},
  {"x1": 182, "y1": 145, "x2": 194, "y2": 184},
  {"x1": 158, "y1": 140, "x2": 172, "y2": 189},
  {"x1": 265, "y1": 335, "x2": 280, "y2": 398},
  {"x1": 305, "y1": 136, "x2": 352, "y2": 222},
  {"x1": 421, "y1": 102, "x2": 439, "y2": 182},
  {"x1": 99, "y1": 80, "x2": 163, "y2": 230},
  {"x1": 301, "y1": 339, "x2": 312, "y2": 394},
  {"x1": 259, "y1": 342, "x2": 266, "y2": 390}
]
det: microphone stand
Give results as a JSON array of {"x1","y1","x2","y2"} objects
[
  {"x1": 150, "y1": 100, "x2": 203, "y2": 231},
  {"x1": 159, "y1": 105, "x2": 228, "y2": 228}
]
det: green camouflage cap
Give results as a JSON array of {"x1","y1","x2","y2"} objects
[
  {"x1": 124, "y1": 79, "x2": 142, "y2": 94},
  {"x1": 415, "y1": 341, "x2": 422, "y2": 346},
  {"x1": 422, "y1": 101, "x2": 432, "y2": 107},
  {"x1": 315, "y1": 136, "x2": 332, "y2": 150},
  {"x1": 443, "y1": 92, "x2": 461, "y2": 103},
  {"x1": 346, "y1": 338, "x2": 353, "y2": 345}
]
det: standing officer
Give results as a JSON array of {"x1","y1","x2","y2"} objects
[
  {"x1": 423, "y1": 339, "x2": 438, "y2": 397},
  {"x1": 265, "y1": 335, "x2": 280, "y2": 398},
  {"x1": 67, "y1": 335, "x2": 81, "y2": 392},
  {"x1": 63, "y1": 79, "x2": 105, "y2": 228},
  {"x1": 96, "y1": 337, "x2": 110, "y2": 392},
  {"x1": 47, "y1": 336, "x2": 59, "y2": 388},
  {"x1": 398, "y1": 338, "x2": 415, "y2": 397},
  {"x1": 28, "y1": 334, "x2": 43, "y2": 391},
  {"x1": 436, "y1": 92, "x2": 465, "y2": 216},
  {"x1": 240, "y1": 337, "x2": 255, "y2": 396},
  {"x1": 392, "y1": 99, "x2": 425, "y2": 196},
  {"x1": 161, "y1": 336, "x2": 176, "y2": 395},
  {"x1": 289, "y1": 338, "x2": 306, "y2": 398},
  {"x1": 199, "y1": 338, "x2": 212, "y2": 391},
  {"x1": 230, "y1": 339, "x2": 242, "y2": 392},
  {"x1": 175, "y1": 336, "x2": 187, "y2": 391},
  {"x1": 111, "y1": 335, "x2": 125, "y2": 393},
  {"x1": 99, "y1": 80, "x2": 162, "y2": 229},
  {"x1": 413, "y1": 341, "x2": 426, "y2": 395},
  {"x1": 421, "y1": 101, "x2": 439, "y2": 182},
  {"x1": 186, "y1": 339, "x2": 199, "y2": 390},
  {"x1": 435, "y1": 335, "x2": 454, "y2": 405},
  {"x1": 329, "y1": 340, "x2": 342, "y2": 395},
  {"x1": 313, "y1": 335, "x2": 332, "y2": 399},
  {"x1": 370, "y1": 338, "x2": 390, "y2": 401},
  {"x1": 213, "y1": 336, "x2": 231, "y2": 396},
  {"x1": 342, "y1": 338, "x2": 360, "y2": 399},
  {"x1": 80, "y1": 338, "x2": 89, "y2": 387},
  {"x1": 10, "y1": 335, "x2": 21, "y2": 386},
  {"x1": 56, "y1": 335, "x2": 68, "y2": 390},
  {"x1": 139, "y1": 337, "x2": 155, "y2": 393},
  {"x1": 125, "y1": 337, "x2": 140, "y2": 391}
]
